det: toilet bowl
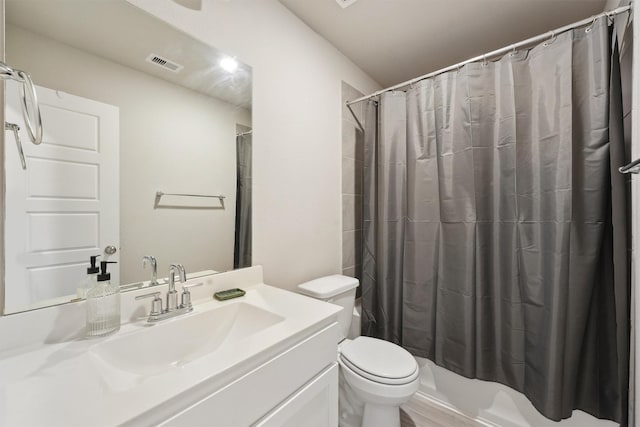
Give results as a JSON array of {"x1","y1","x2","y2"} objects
[{"x1": 298, "y1": 275, "x2": 419, "y2": 427}]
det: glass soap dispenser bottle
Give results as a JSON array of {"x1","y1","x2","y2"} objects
[
  {"x1": 86, "y1": 261, "x2": 121, "y2": 337},
  {"x1": 77, "y1": 255, "x2": 100, "y2": 299}
]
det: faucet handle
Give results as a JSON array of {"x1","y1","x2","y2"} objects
[
  {"x1": 142, "y1": 255, "x2": 156, "y2": 269},
  {"x1": 136, "y1": 291, "x2": 163, "y2": 316},
  {"x1": 142, "y1": 255, "x2": 159, "y2": 286},
  {"x1": 180, "y1": 282, "x2": 203, "y2": 310}
]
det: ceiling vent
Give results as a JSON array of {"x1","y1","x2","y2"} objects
[
  {"x1": 335, "y1": 0, "x2": 358, "y2": 8},
  {"x1": 145, "y1": 54, "x2": 184, "y2": 73}
]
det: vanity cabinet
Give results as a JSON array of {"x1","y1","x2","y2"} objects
[
  {"x1": 254, "y1": 364, "x2": 338, "y2": 427},
  {"x1": 0, "y1": 274, "x2": 342, "y2": 427},
  {"x1": 150, "y1": 323, "x2": 340, "y2": 427}
]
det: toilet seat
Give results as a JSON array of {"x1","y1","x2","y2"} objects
[{"x1": 339, "y1": 336, "x2": 419, "y2": 385}]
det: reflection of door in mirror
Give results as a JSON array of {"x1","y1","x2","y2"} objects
[{"x1": 4, "y1": 82, "x2": 119, "y2": 313}]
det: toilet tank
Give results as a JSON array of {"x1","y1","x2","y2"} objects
[{"x1": 297, "y1": 275, "x2": 359, "y2": 340}]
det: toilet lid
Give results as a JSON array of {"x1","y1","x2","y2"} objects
[{"x1": 339, "y1": 336, "x2": 418, "y2": 385}]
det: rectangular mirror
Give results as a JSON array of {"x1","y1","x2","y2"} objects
[{"x1": 3, "y1": 0, "x2": 252, "y2": 314}]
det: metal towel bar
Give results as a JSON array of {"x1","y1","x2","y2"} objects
[{"x1": 155, "y1": 191, "x2": 225, "y2": 200}]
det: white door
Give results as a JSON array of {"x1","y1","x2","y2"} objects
[{"x1": 4, "y1": 82, "x2": 119, "y2": 313}]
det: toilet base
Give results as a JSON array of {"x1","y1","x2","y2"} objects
[
  {"x1": 338, "y1": 368, "x2": 364, "y2": 427},
  {"x1": 338, "y1": 364, "x2": 409, "y2": 427}
]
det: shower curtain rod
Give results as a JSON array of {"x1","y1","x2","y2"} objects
[
  {"x1": 346, "y1": 5, "x2": 632, "y2": 106},
  {"x1": 236, "y1": 130, "x2": 253, "y2": 137}
]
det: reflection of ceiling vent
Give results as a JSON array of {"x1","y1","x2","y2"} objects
[
  {"x1": 336, "y1": 0, "x2": 358, "y2": 8},
  {"x1": 146, "y1": 54, "x2": 183, "y2": 73}
]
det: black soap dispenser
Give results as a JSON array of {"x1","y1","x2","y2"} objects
[
  {"x1": 76, "y1": 255, "x2": 100, "y2": 299},
  {"x1": 86, "y1": 261, "x2": 121, "y2": 337}
]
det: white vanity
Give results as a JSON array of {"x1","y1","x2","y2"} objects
[{"x1": 0, "y1": 267, "x2": 342, "y2": 426}]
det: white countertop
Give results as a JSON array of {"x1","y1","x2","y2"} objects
[{"x1": 0, "y1": 271, "x2": 341, "y2": 427}]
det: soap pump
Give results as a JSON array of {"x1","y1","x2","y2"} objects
[
  {"x1": 76, "y1": 255, "x2": 100, "y2": 299},
  {"x1": 86, "y1": 261, "x2": 121, "y2": 337}
]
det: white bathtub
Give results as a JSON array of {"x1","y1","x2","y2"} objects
[
  {"x1": 415, "y1": 356, "x2": 618, "y2": 427},
  {"x1": 351, "y1": 302, "x2": 618, "y2": 427}
]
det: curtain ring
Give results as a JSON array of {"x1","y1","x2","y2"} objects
[
  {"x1": 605, "y1": 11, "x2": 615, "y2": 25},
  {"x1": 585, "y1": 15, "x2": 598, "y2": 33},
  {"x1": 508, "y1": 44, "x2": 517, "y2": 57},
  {"x1": 481, "y1": 55, "x2": 488, "y2": 67},
  {"x1": 543, "y1": 31, "x2": 556, "y2": 47}
]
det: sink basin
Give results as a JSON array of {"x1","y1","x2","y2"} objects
[{"x1": 90, "y1": 302, "x2": 284, "y2": 375}]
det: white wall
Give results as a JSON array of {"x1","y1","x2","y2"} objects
[
  {"x1": 127, "y1": 0, "x2": 381, "y2": 291},
  {"x1": 6, "y1": 25, "x2": 251, "y2": 284}
]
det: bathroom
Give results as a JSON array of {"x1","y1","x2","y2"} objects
[{"x1": 0, "y1": 0, "x2": 637, "y2": 426}]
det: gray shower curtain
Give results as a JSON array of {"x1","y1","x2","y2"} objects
[
  {"x1": 361, "y1": 17, "x2": 629, "y2": 423},
  {"x1": 234, "y1": 132, "x2": 252, "y2": 269}
]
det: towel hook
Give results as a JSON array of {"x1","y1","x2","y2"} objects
[{"x1": 5, "y1": 122, "x2": 26, "y2": 170}]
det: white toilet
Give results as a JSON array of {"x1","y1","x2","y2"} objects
[{"x1": 298, "y1": 275, "x2": 419, "y2": 427}]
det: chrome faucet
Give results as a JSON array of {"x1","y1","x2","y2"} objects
[
  {"x1": 142, "y1": 255, "x2": 159, "y2": 287},
  {"x1": 167, "y1": 264, "x2": 187, "y2": 311},
  {"x1": 136, "y1": 264, "x2": 202, "y2": 323}
]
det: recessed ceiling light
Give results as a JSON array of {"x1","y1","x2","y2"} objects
[{"x1": 220, "y1": 57, "x2": 239, "y2": 73}]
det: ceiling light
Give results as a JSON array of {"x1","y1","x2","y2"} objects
[{"x1": 220, "y1": 57, "x2": 238, "y2": 73}]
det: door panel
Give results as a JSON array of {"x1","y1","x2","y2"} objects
[
  {"x1": 27, "y1": 157, "x2": 99, "y2": 199},
  {"x1": 4, "y1": 82, "x2": 119, "y2": 312}
]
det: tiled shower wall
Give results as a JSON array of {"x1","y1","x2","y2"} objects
[{"x1": 341, "y1": 82, "x2": 365, "y2": 281}]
